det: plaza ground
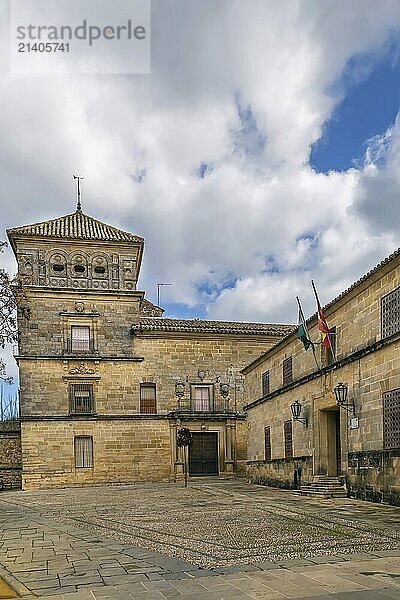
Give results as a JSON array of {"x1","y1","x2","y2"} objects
[{"x1": 0, "y1": 479, "x2": 400, "y2": 599}]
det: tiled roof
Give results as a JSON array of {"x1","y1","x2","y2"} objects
[
  {"x1": 320, "y1": 246, "x2": 400, "y2": 313},
  {"x1": 242, "y1": 246, "x2": 400, "y2": 372},
  {"x1": 133, "y1": 318, "x2": 294, "y2": 336},
  {"x1": 7, "y1": 211, "x2": 143, "y2": 243}
]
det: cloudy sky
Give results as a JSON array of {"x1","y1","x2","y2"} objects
[{"x1": 1, "y1": 0, "x2": 400, "y2": 379}]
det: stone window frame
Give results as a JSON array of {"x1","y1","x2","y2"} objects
[
  {"x1": 284, "y1": 420, "x2": 293, "y2": 459},
  {"x1": 62, "y1": 316, "x2": 98, "y2": 354},
  {"x1": 383, "y1": 388, "x2": 400, "y2": 449},
  {"x1": 264, "y1": 426, "x2": 272, "y2": 461},
  {"x1": 190, "y1": 384, "x2": 214, "y2": 412},
  {"x1": 69, "y1": 252, "x2": 88, "y2": 278},
  {"x1": 139, "y1": 382, "x2": 157, "y2": 414},
  {"x1": 381, "y1": 285, "x2": 400, "y2": 340},
  {"x1": 262, "y1": 370, "x2": 270, "y2": 396},
  {"x1": 69, "y1": 383, "x2": 95, "y2": 415},
  {"x1": 74, "y1": 436, "x2": 94, "y2": 468},
  {"x1": 91, "y1": 253, "x2": 110, "y2": 280},
  {"x1": 49, "y1": 250, "x2": 68, "y2": 277},
  {"x1": 282, "y1": 356, "x2": 293, "y2": 387}
]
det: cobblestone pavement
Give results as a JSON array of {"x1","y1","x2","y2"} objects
[{"x1": 0, "y1": 479, "x2": 399, "y2": 599}]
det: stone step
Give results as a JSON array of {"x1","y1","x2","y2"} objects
[
  {"x1": 299, "y1": 481, "x2": 347, "y2": 498},
  {"x1": 301, "y1": 483, "x2": 345, "y2": 488},
  {"x1": 300, "y1": 485, "x2": 347, "y2": 492}
]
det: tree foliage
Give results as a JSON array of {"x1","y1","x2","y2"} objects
[
  {"x1": 0, "y1": 241, "x2": 18, "y2": 379},
  {"x1": 176, "y1": 427, "x2": 193, "y2": 447}
]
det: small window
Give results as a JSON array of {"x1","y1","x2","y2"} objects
[
  {"x1": 94, "y1": 266, "x2": 106, "y2": 274},
  {"x1": 74, "y1": 436, "x2": 93, "y2": 468},
  {"x1": 70, "y1": 326, "x2": 91, "y2": 352},
  {"x1": 284, "y1": 420, "x2": 293, "y2": 458},
  {"x1": 383, "y1": 388, "x2": 400, "y2": 449},
  {"x1": 140, "y1": 383, "x2": 157, "y2": 414},
  {"x1": 283, "y1": 356, "x2": 293, "y2": 386},
  {"x1": 382, "y1": 286, "x2": 400, "y2": 339},
  {"x1": 70, "y1": 384, "x2": 94, "y2": 414},
  {"x1": 192, "y1": 386, "x2": 212, "y2": 411},
  {"x1": 264, "y1": 426, "x2": 271, "y2": 461},
  {"x1": 52, "y1": 264, "x2": 65, "y2": 273},
  {"x1": 262, "y1": 371, "x2": 270, "y2": 396},
  {"x1": 74, "y1": 264, "x2": 86, "y2": 273}
]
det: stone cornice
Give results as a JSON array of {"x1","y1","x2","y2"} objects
[
  {"x1": 20, "y1": 414, "x2": 168, "y2": 422},
  {"x1": 244, "y1": 330, "x2": 400, "y2": 411},
  {"x1": 15, "y1": 355, "x2": 144, "y2": 362}
]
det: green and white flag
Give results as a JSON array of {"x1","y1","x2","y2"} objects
[{"x1": 296, "y1": 296, "x2": 314, "y2": 351}]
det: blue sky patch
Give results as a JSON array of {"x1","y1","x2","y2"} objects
[
  {"x1": 162, "y1": 302, "x2": 207, "y2": 320},
  {"x1": 261, "y1": 254, "x2": 280, "y2": 275},
  {"x1": 197, "y1": 162, "x2": 213, "y2": 179},
  {"x1": 310, "y1": 42, "x2": 400, "y2": 173},
  {"x1": 131, "y1": 169, "x2": 147, "y2": 183},
  {"x1": 231, "y1": 95, "x2": 266, "y2": 158}
]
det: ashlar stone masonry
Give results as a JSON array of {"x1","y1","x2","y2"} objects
[{"x1": 7, "y1": 209, "x2": 291, "y2": 490}]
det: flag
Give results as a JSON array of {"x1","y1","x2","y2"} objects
[
  {"x1": 296, "y1": 297, "x2": 313, "y2": 351},
  {"x1": 311, "y1": 280, "x2": 336, "y2": 360},
  {"x1": 317, "y1": 304, "x2": 331, "y2": 348}
]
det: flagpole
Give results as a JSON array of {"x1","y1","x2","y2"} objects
[
  {"x1": 296, "y1": 296, "x2": 320, "y2": 370},
  {"x1": 311, "y1": 280, "x2": 336, "y2": 362}
]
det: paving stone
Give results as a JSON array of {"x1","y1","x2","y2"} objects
[{"x1": 1, "y1": 481, "x2": 400, "y2": 599}]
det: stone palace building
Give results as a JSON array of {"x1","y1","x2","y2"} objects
[
  {"x1": 243, "y1": 248, "x2": 400, "y2": 504},
  {"x1": 7, "y1": 208, "x2": 291, "y2": 490}
]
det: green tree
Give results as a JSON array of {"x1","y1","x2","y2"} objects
[{"x1": 0, "y1": 241, "x2": 19, "y2": 382}]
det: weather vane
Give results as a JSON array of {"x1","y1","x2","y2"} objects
[{"x1": 73, "y1": 175, "x2": 84, "y2": 211}]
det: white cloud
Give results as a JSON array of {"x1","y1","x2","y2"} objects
[{"x1": 0, "y1": 0, "x2": 399, "y2": 381}]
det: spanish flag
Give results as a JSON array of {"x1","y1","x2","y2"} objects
[
  {"x1": 311, "y1": 280, "x2": 336, "y2": 360},
  {"x1": 317, "y1": 304, "x2": 331, "y2": 348}
]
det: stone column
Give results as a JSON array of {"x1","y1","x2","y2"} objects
[
  {"x1": 169, "y1": 420, "x2": 184, "y2": 481},
  {"x1": 224, "y1": 420, "x2": 235, "y2": 475}
]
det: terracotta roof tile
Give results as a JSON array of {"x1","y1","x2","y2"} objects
[
  {"x1": 133, "y1": 318, "x2": 294, "y2": 336},
  {"x1": 7, "y1": 211, "x2": 143, "y2": 243}
]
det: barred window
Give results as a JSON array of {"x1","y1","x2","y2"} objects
[
  {"x1": 71, "y1": 326, "x2": 91, "y2": 352},
  {"x1": 382, "y1": 286, "x2": 400, "y2": 339},
  {"x1": 283, "y1": 356, "x2": 293, "y2": 386},
  {"x1": 383, "y1": 388, "x2": 400, "y2": 449},
  {"x1": 262, "y1": 371, "x2": 270, "y2": 396},
  {"x1": 140, "y1": 383, "x2": 157, "y2": 414},
  {"x1": 74, "y1": 436, "x2": 93, "y2": 468},
  {"x1": 70, "y1": 384, "x2": 94, "y2": 414},
  {"x1": 284, "y1": 420, "x2": 293, "y2": 458},
  {"x1": 264, "y1": 426, "x2": 271, "y2": 461}
]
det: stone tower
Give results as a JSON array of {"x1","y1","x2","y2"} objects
[{"x1": 7, "y1": 208, "x2": 157, "y2": 489}]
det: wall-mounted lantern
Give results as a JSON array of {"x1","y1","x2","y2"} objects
[
  {"x1": 175, "y1": 382, "x2": 185, "y2": 397},
  {"x1": 220, "y1": 383, "x2": 230, "y2": 398},
  {"x1": 334, "y1": 382, "x2": 355, "y2": 415},
  {"x1": 290, "y1": 400, "x2": 308, "y2": 426}
]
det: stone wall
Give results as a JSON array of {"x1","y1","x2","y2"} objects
[
  {"x1": 18, "y1": 291, "x2": 141, "y2": 358},
  {"x1": 244, "y1": 258, "x2": 400, "y2": 504},
  {"x1": 0, "y1": 420, "x2": 22, "y2": 489},
  {"x1": 13, "y1": 224, "x2": 289, "y2": 491},
  {"x1": 247, "y1": 456, "x2": 313, "y2": 489},
  {"x1": 21, "y1": 419, "x2": 172, "y2": 490},
  {"x1": 134, "y1": 333, "x2": 278, "y2": 413},
  {"x1": 245, "y1": 260, "x2": 400, "y2": 406},
  {"x1": 347, "y1": 450, "x2": 400, "y2": 505}
]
